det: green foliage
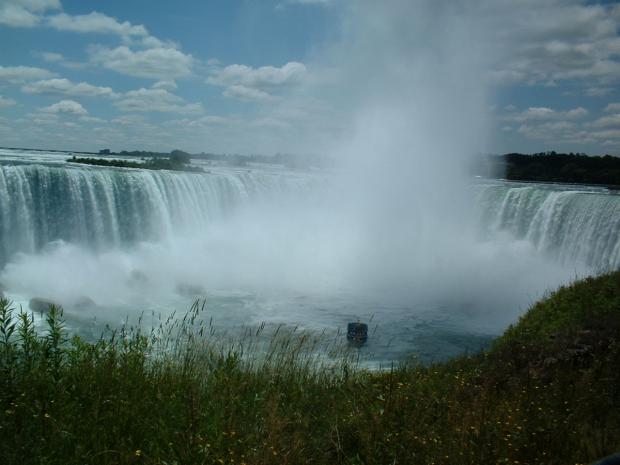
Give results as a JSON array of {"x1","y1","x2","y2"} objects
[
  {"x1": 503, "y1": 152, "x2": 620, "y2": 186},
  {"x1": 170, "y1": 149, "x2": 191, "y2": 165},
  {"x1": 1, "y1": 274, "x2": 619, "y2": 464},
  {"x1": 67, "y1": 155, "x2": 204, "y2": 173},
  {"x1": 67, "y1": 156, "x2": 144, "y2": 169}
]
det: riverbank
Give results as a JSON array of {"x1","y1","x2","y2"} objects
[
  {"x1": 67, "y1": 156, "x2": 205, "y2": 173},
  {"x1": 1, "y1": 272, "x2": 619, "y2": 464}
]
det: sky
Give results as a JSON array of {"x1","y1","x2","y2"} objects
[{"x1": 0, "y1": 0, "x2": 619, "y2": 155}]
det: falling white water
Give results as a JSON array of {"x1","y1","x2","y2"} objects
[{"x1": 1, "y1": 1, "x2": 618, "y2": 363}]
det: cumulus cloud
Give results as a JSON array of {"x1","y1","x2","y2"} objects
[
  {"x1": 585, "y1": 86, "x2": 614, "y2": 97},
  {"x1": 589, "y1": 113, "x2": 620, "y2": 129},
  {"x1": 152, "y1": 80, "x2": 177, "y2": 90},
  {"x1": 482, "y1": 1, "x2": 620, "y2": 88},
  {"x1": 41, "y1": 99, "x2": 88, "y2": 116},
  {"x1": 89, "y1": 45, "x2": 193, "y2": 79},
  {"x1": 0, "y1": 96, "x2": 17, "y2": 107},
  {"x1": 223, "y1": 85, "x2": 274, "y2": 102},
  {"x1": 37, "y1": 51, "x2": 64, "y2": 62},
  {"x1": 207, "y1": 62, "x2": 307, "y2": 101},
  {"x1": 565, "y1": 107, "x2": 589, "y2": 119},
  {"x1": 209, "y1": 62, "x2": 307, "y2": 88},
  {"x1": 500, "y1": 103, "x2": 608, "y2": 147},
  {"x1": 166, "y1": 115, "x2": 236, "y2": 129},
  {"x1": 114, "y1": 88, "x2": 203, "y2": 114},
  {"x1": 0, "y1": 65, "x2": 55, "y2": 83},
  {"x1": 47, "y1": 11, "x2": 147, "y2": 39},
  {"x1": 515, "y1": 124, "x2": 614, "y2": 148},
  {"x1": 604, "y1": 103, "x2": 620, "y2": 113},
  {"x1": 79, "y1": 115, "x2": 106, "y2": 124},
  {"x1": 505, "y1": 106, "x2": 589, "y2": 123},
  {"x1": 22, "y1": 78, "x2": 117, "y2": 98},
  {"x1": 0, "y1": 0, "x2": 60, "y2": 27},
  {"x1": 11, "y1": 0, "x2": 60, "y2": 13}
]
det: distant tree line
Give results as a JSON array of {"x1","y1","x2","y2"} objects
[
  {"x1": 69, "y1": 157, "x2": 144, "y2": 169},
  {"x1": 98, "y1": 148, "x2": 327, "y2": 169},
  {"x1": 68, "y1": 150, "x2": 204, "y2": 173},
  {"x1": 502, "y1": 151, "x2": 620, "y2": 186}
]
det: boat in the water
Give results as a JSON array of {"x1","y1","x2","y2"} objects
[{"x1": 347, "y1": 322, "x2": 368, "y2": 345}]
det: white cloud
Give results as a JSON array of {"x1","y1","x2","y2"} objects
[
  {"x1": 590, "y1": 129, "x2": 620, "y2": 140},
  {"x1": 114, "y1": 88, "x2": 203, "y2": 114},
  {"x1": 502, "y1": 103, "x2": 602, "y2": 146},
  {"x1": 28, "y1": 111, "x2": 59, "y2": 124},
  {"x1": 223, "y1": 85, "x2": 274, "y2": 102},
  {"x1": 0, "y1": 0, "x2": 60, "y2": 27},
  {"x1": 0, "y1": 96, "x2": 17, "y2": 107},
  {"x1": 0, "y1": 4, "x2": 39, "y2": 27},
  {"x1": 79, "y1": 115, "x2": 106, "y2": 124},
  {"x1": 32, "y1": 51, "x2": 86, "y2": 70},
  {"x1": 89, "y1": 46, "x2": 193, "y2": 79},
  {"x1": 41, "y1": 99, "x2": 88, "y2": 116},
  {"x1": 139, "y1": 35, "x2": 179, "y2": 50},
  {"x1": 14, "y1": 0, "x2": 60, "y2": 13},
  {"x1": 252, "y1": 117, "x2": 291, "y2": 128},
  {"x1": 585, "y1": 87, "x2": 613, "y2": 97},
  {"x1": 37, "y1": 51, "x2": 64, "y2": 62},
  {"x1": 152, "y1": 80, "x2": 177, "y2": 90},
  {"x1": 505, "y1": 106, "x2": 589, "y2": 123},
  {"x1": 0, "y1": 65, "x2": 55, "y2": 83},
  {"x1": 47, "y1": 12, "x2": 148, "y2": 39},
  {"x1": 198, "y1": 115, "x2": 233, "y2": 125},
  {"x1": 482, "y1": 1, "x2": 620, "y2": 88},
  {"x1": 516, "y1": 120, "x2": 586, "y2": 144},
  {"x1": 22, "y1": 78, "x2": 117, "y2": 98},
  {"x1": 565, "y1": 107, "x2": 589, "y2": 119},
  {"x1": 111, "y1": 114, "x2": 147, "y2": 125},
  {"x1": 604, "y1": 103, "x2": 620, "y2": 113},
  {"x1": 589, "y1": 114, "x2": 620, "y2": 129},
  {"x1": 522, "y1": 107, "x2": 555, "y2": 120},
  {"x1": 166, "y1": 115, "x2": 236, "y2": 129},
  {"x1": 209, "y1": 62, "x2": 307, "y2": 88},
  {"x1": 207, "y1": 62, "x2": 307, "y2": 101}
]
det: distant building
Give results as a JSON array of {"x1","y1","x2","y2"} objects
[{"x1": 99, "y1": 149, "x2": 111, "y2": 155}]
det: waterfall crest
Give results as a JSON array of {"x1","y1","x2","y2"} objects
[
  {"x1": 476, "y1": 182, "x2": 620, "y2": 271},
  {"x1": 2, "y1": 163, "x2": 620, "y2": 273},
  {"x1": 0, "y1": 163, "x2": 318, "y2": 266}
]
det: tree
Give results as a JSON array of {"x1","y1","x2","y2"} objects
[{"x1": 170, "y1": 150, "x2": 191, "y2": 165}]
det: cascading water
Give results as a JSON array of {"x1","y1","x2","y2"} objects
[
  {"x1": 0, "y1": 152, "x2": 615, "y2": 363},
  {"x1": 0, "y1": 162, "x2": 322, "y2": 267},
  {"x1": 476, "y1": 182, "x2": 620, "y2": 271},
  {"x1": 3, "y1": 162, "x2": 618, "y2": 274}
]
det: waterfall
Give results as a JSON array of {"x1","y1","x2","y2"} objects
[
  {"x1": 0, "y1": 163, "x2": 319, "y2": 266},
  {"x1": 2, "y1": 162, "x2": 620, "y2": 274},
  {"x1": 476, "y1": 182, "x2": 620, "y2": 271}
]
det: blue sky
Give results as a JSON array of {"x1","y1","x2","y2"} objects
[{"x1": 0, "y1": 0, "x2": 620, "y2": 155}]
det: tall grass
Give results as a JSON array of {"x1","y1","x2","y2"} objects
[{"x1": 1, "y1": 272, "x2": 619, "y2": 464}]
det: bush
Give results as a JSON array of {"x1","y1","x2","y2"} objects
[{"x1": 0, "y1": 272, "x2": 619, "y2": 464}]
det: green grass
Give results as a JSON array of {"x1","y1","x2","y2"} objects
[{"x1": 1, "y1": 272, "x2": 620, "y2": 464}]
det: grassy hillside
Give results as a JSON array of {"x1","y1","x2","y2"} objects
[{"x1": 1, "y1": 272, "x2": 619, "y2": 464}]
